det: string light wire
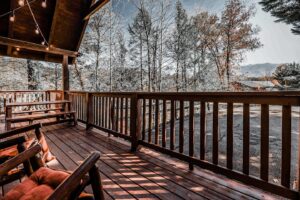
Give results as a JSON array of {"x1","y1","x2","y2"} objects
[
  {"x1": 0, "y1": 0, "x2": 49, "y2": 48},
  {"x1": 25, "y1": 0, "x2": 49, "y2": 47},
  {"x1": 0, "y1": 0, "x2": 38, "y2": 18}
]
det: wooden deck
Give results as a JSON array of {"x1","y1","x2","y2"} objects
[{"x1": 1, "y1": 121, "x2": 282, "y2": 199}]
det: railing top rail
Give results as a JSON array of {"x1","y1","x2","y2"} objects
[
  {"x1": 67, "y1": 90, "x2": 300, "y2": 96},
  {"x1": 0, "y1": 90, "x2": 63, "y2": 93}
]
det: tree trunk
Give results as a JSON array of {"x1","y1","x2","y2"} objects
[{"x1": 27, "y1": 60, "x2": 36, "y2": 90}]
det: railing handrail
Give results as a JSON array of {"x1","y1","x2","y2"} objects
[
  {"x1": 0, "y1": 90, "x2": 62, "y2": 93},
  {"x1": 68, "y1": 90, "x2": 300, "y2": 96}
]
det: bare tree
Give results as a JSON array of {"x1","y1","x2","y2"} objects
[{"x1": 219, "y1": 0, "x2": 262, "y2": 88}]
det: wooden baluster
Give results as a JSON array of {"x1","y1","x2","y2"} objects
[
  {"x1": 101, "y1": 97, "x2": 104, "y2": 127},
  {"x1": 261, "y1": 104, "x2": 269, "y2": 181},
  {"x1": 200, "y1": 102, "x2": 206, "y2": 160},
  {"x1": 162, "y1": 100, "x2": 166, "y2": 148},
  {"x1": 189, "y1": 101, "x2": 194, "y2": 170},
  {"x1": 170, "y1": 100, "x2": 175, "y2": 150},
  {"x1": 148, "y1": 99, "x2": 152, "y2": 143},
  {"x1": 155, "y1": 99, "x2": 159, "y2": 145},
  {"x1": 281, "y1": 105, "x2": 291, "y2": 188},
  {"x1": 81, "y1": 95, "x2": 84, "y2": 120},
  {"x1": 77, "y1": 95, "x2": 81, "y2": 121},
  {"x1": 227, "y1": 103, "x2": 233, "y2": 169},
  {"x1": 116, "y1": 97, "x2": 119, "y2": 132},
  {"x1": 179, "y1": 100, "x2": 184, "y2": 153},
  {"x1": 6, "y1": 106, "x2": 12, "y2": 130},
  {"x1": 142, "y1": 98, "x2": 146, "y2": 140},
  {"x1": 213, "y1": 102, "x2": 219, "y2": 165},
  {"x1": 110, "y1": 97, "x2": 114, "y2": 130},
  {"x1": 243, "y1": 103, "x2": 250, "y2": 175},
  {"x1": 76, "y1": 95, "x2": 81, "y2": 119},
  {"x1": 96, "y1": 96, "x2": 99, "y2": 126},
  {"x1": 125, "y1": 98, "x2": 129, "y2": 135},
  {"x1": 107, "y1": 97, "x2": 110, "y2": 129},
  {"x1": 95, "y1": 96, "x2": 99, "y2": 126},
  {"x1": 120, "y1": 97, "x2": 124, "y2": 134},
  {"x1": 104, "y1": 97, "x2": 107, "y2": 129}
]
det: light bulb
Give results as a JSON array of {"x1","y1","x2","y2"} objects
[
  {"x1": 9, "y1": 14, "x2": 15, "y2": 22},
  {"x1": 35, "y1": 28, "x2": 39, "y2": 35},
  {"x1": 41, "y1": 0, "x2": 47, "y2": 8},
  {"x1": 46, "y1": 47, "x2": 49, "y2": 51},
  {"x1": 18, "y1": 0, "x2": 25, "y2": 6},
  {"x1": 16, "y1": 47, "x2": 20, "y2": 51},
  {"x1": 41, "y1": 41, "x2": 45, "y2": 45}
]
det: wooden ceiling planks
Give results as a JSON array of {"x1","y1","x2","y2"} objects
[{"x1": 0, "y1": 0, "x2": 96, "y2": 64}]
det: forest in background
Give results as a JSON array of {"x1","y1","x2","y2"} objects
[{"x1": 0, "y1": 0, "x2": 299, "y2": 92}]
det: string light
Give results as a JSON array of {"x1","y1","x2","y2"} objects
[
  {"x1": 35, "y1": 26, "x2": 40, "y2": 34},
  {"x1": 0, "y1": 0, "x2": 50, "y2": 48},
  {"x1": 9, "y1": 11, "x2": 15, "y2": 22},
  {"x1": 16, "y1": 47, "x2": 20, "y2": 51},
  {"x1": 41, "y1": 0, "x2": 47, "y2": 8},
  {"x1": 18, "y1": 0, "x2": 25, "y2": 6}
]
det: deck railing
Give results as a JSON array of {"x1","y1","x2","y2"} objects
[
  {"x1": 68, "y1": 91, "x2": 300, "y2": 199},
  {"x1": 0, "y1": 90, "x2": 63, "y2": 114}
]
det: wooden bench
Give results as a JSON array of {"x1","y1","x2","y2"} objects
[{"x1": 5, "y1": 101, "x2": 77, "y2": 130}]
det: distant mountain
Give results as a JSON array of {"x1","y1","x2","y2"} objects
[{"x1": 239, "y1": 63, "x2": 279, "y2": 77}]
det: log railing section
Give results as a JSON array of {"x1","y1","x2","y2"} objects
[
  {"x1": 67, "y1": 91, "x2": 300, "y2": 199},
  {"x1": 0, "y1": 90, "x2": 63, "y2": 114}
]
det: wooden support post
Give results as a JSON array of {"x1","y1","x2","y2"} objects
[
  {"x1": 86, "y1": 93, "x2": 93, "y2": 131},
  {"x1": 62, "y1": 55, "x2": 69, "y2": 100},
  {"x1": 45, "y1": 90, "x2": 50, "y2": 101},
  {"x1": 130, "y1": 94, "x2": 142, "y2": 152},
  {"x1": 5, "y1": 106, "x2": 12, "y2": 130},
  {"x1": 298, "y1": 105, "x2": 300, "y2": 192}
]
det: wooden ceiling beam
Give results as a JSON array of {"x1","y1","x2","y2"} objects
[
  {"x1": 45, "y1": 0, "x2": 60, "y2": 60},
  {"x1": 83, "y1": 0, "x2": 109, "y2": 20},
  {"x1": 0, "y1": 36, "x2": 78, "y2": 57},
  {"x1": 6, "y1": 0, "x2": 16, "y2": 55}
]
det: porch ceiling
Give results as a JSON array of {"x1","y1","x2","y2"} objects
[{"x1": 0, "y1": 0, "x2": 107, "y2": 64}]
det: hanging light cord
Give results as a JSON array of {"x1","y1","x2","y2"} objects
[
  {"x1": 0, "y1": 0, "x2": 48, "y2": 47},
  {"x1": 25, "y1": 0, "x2": 49, "y2": 46},
  {"x1": 0, "y1": 0, "x2": 38, "y2": 18}
]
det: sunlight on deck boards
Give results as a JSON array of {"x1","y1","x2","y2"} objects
[{"x1": 0, "y1": 120, "x2": 281, "y2": 200}]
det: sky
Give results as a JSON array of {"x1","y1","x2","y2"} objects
[
  {"x1": 112, "y1": 0, "x2": 300, "y2": 65},
  {"x1": 182, "y1": 0, "x2": 300, "y2": 65}
]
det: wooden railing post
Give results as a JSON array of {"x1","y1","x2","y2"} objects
[
  {"x1": 130, "y1": 94, "x2": 142, "y2": 152},
  {"x1": 45, "y1": 90, "x2": 50, "y2": 101},
  {"x1": 86, "y1": 92, "x2": 93, "y2": 131}
]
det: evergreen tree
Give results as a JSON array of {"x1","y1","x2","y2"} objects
[
  {"x1": 260, "y1": 0, "x2": 300, "y2": 35},
  {"x1": 273, "y1": 62, "x2": 300, "y2": 88}
]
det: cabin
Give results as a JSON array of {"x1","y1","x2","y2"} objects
[{"x1": 0, "y1": 0, "x2": 299, "y2": 199}]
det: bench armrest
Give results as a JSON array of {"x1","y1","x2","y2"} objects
[
  {"x1": 48, "y1": 152, "x2": 104, "y2": 200},
  {"x1": 0, "y1": 136, "x2": 26, "y2": 150},
  {"x1": 0, "y1": 123, "x2": 42, "y2": 140},
  {"x1": 0, "y1": 144, "x2": 41, "y2": 176}
]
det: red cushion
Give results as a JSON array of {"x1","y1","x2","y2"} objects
[{"x1": 3, "y1": 167, "x2": 69, "y2": 200}]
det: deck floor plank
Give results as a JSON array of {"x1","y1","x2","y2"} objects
[
  {"x1": 47, "y1": 127, "x2": 174, "y2": 200},
  {"x1": 0, "y1": 120, "x2": 282, "y2": 200},
  {"x1": 60, "y1": 127, "x2": 208, "y2": 200}
]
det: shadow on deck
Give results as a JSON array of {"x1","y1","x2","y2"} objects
[
  {"x1": 45, "y1": 123, "x2": 280, "y2": 200},
  {"x1": 0, "y1": 121, "x2": 280, "y2": 199}
]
